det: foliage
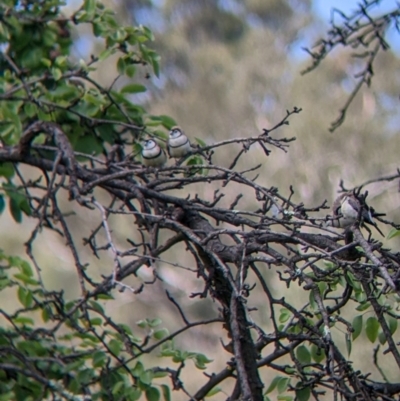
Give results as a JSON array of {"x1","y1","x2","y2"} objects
[{"x1": 1, "y1": 1, "x2": 400, "y2": 401}]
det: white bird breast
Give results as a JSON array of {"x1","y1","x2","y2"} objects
[
  {"x1": 141, "y1": 141, "x2": 167, "y2": 167},
  {"x1": 168, "y1": 133, "x2": 191, "y2": 158},
  {"x1": 328, "y1": 196, "x2": 359, "y2": 228},
  {"x1": 340, "y1": 197, "x2": 359, "y2": 220}
]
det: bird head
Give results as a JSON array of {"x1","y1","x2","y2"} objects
[
  {"x1": 143, "y1": 139, "x2": 157, "y2": 150},
  {"x1": 169, "y1": 126, "x2": 183, "y2": 139}
]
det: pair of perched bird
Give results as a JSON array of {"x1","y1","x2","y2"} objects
[
  {"x1": 141, "y1": 126, "x2": 191, "y2": 167},
  {"x1": 326, "y1": 191, "x2": 383, "y2": 236}
]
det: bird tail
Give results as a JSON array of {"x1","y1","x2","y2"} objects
[{"x1": 324, "y1": 218, "x2": 341, "y2": 228}]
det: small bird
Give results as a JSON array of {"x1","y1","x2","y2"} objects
[
  {"x1": 326, "y1": 192, "x2": 375, "y2": 228},
  {"x1": 269, "y1": 197, "x2": 281, "y2": 218},
  {"x1": 167, "y1": 126, "x2": 191, "y2": 158},
  {"x1": 141, "y1": 139, "x2": 167, "y2": 167}
]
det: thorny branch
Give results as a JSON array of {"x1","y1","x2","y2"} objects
[
  {"x1": 1, "y1": 114, "x2": 400, "y2": 401},
  {"x1": 303, "y1": 1, "x2": 400, "y2": 131}
]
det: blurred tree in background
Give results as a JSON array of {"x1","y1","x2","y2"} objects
[{"x1": 2, "y1": 0, "x2": 400, "y2": 400}]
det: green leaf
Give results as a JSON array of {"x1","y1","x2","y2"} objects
[
  {"x1": 9, "y1": 197, "x2": 22, "y2": 223},
  {"x1": 205, "y1": 386, "x2": 221, "y2": 397},
  {"x1": 68, "y1": 377, "x2": 80, "y2": 394},
  {"x1": 41, "y1": 58, "x2": 51, "y2": 67},
  {"x1": 148, "y1": 318, "x2": 162, "y2": 327},
  {"x1": 42, "y1": 307, "x2": 51, "y2": 322},
  {"x1": 0, "y1": 162, "x2": 14, "y2": 179},
  {"x1": 352, "y1": 315, "x2": 363, "y2": 341},
  {"x1": 310, "y1": 344, "x2": 325, "y2": 363},
  {"x1": 117, "y1": 57, "x2": 126, "y2": 75},
  {"x1": 12, "y1": 316, "x2": 34, "y2": 326},
  {"x1": 112, "y1": 381, "x2": 124, "y2": 395},
  {"x1": 95, "y1": 293, "x2": 115, "y2": 300},
  {"x1": 99, "y1": 48, "x2": 115, "y2": 61},
  {"x1": 0, "y1": 277, "x2": 11, "y2": 291},
  {"x1": 388, "y1": 316, "x2": 398, "y2": 335},
  {"x1": 119, "y1": 323, "x2": 133, "y2": 335},
  {"x1": 92, "y1": 351, "x2": 107, "y2": 368},
  {"x1": 19, "y1": 198, "x2": 32, "y2": 216},
  {"x1": 265, "y1": 376, "x2": 283, "y2": 394},
  {"x1": 153, "y1": 328, "x2": 169, "y2": 340},
  {"x1": 337, "y1": 274, "x2": 347, "y2": 288},
  {"x1": 366, "y1": 316, "x2": 380, "y2": 343},
  {"x1": 345, "y1": 272, "x2": 361, "y2": 291},
  {"x1": 152, "y1": 129, "x2": 168, "y2": 141},
  {"x1": 111, "y1": 28, "x2": 128, "y2": 43},
  {"x1": 296, "y1": 345, "x2": 311, "y2": 365},
  {"x1": 145, "y1": 387, "x2": 160, "y2": 401},
  {"x1": 185, "y1": 156, "x2": 202, "y2": 166},
  {"x1": 126, "y1": 65, "x2": 136, "y2": 78},
  {"x1": 51, "y1": 67, "x2": 62, "y2": 81},
  {"x1": 159, "y1": 115, "x2": 177, "y2": 129},
  {"x1": 195, "y1": 353, "x2": 213, "y2": 364},
  {"x1": 160, "y1": 384, "x2": 171, "y2": 401},
  {"x1": 151, "y1": 56, "x2": 160, "y2": 77},
  {"x1": 89, "y1": 300, "x2": 104, "y2": 314},
  {"x1": 55, "y1": 55, "x2": 68, "y2": 67},
  {"x1": 137, "y1": 320, "x2": 147, "y2": 328},
  {"x1": 131, "y1": 361, "x2": 145, "y2": 377},
  {"x1": 195, "y1": 137, "x2": 206, "y2": 147},
  {"x1": 77, "y1": 368, "x2": 94, "y2": 384},
  {"x1": 17, "y1": 286, "x2": 28, "y2": 307},
  {"x1": 13, "y1": 273, "x2": 38, "y2": 285},
  {"x1": 285, "y1": 366, "x2": 296, "y2": 375},
  {"x1": 387, "y1": 228, "x2": 400, "y2": 240},
  {"x1": 109, "y1": 339, "x2": 122, "y2": 356},
  {"x1": 140, "y1": 370, "x2": 153, "y2": 386},
  {"x1": 63, "y1": 359, "x2": 85, "y2": 373},
  {"x1": 93, "y1": 21, "x2": 106, "y2": 37},
  {"x1": 277, "y1": 377, "x2": 290, "y2": 394},
  {"x1": 4, "y1": 184, "x2": 32, "y2": 219},
  {"x1": 153, "y1": 371, "x2": 168, "y2": 378},
  {"x1": 83, "y1": 0, "x2": 96, "y2": 18},
  {"x1": 73, "y1": 100, "x2": 100, "y2": 117},
  {"x1": 355, "y1": 301, "x2": 370, "y2": 311},
  {"x1": 279, "y1": 308, "x2": 290, "y2": 323},
  {"x1": 74, "y1": 136, "x2": 103, "y2": 155},
  {"x1": 354, "y1": 289, "x2": 367, "y2": 304},
  {"x1": 317, "y1": 282, "x2": 327, "y2": 298},
  {"x1": 296, "y1": 386, "x2": 311, "y2": 401},
  {"x1": 345, "y1": 333, "x2": 352, "y2": 356},
  {"x1": 308, "y1": 291, "x2": 317, "y2": 311},
  {"x1": 142, "y1": 26, "x2": 155, "y2": 41},
  {"x1": 121, "y1": 84, "x2": 147, "y2": 94},
  {"x1": 20, "y1": 260, "x2": 33, "y2": 277},
  {"x1": 185, "y1": 155, "x2": 205, "y2": 176},
  {"x1": 125, "y1": 387, "x2": 142, "y2": 401},
  {"x1": 194, "y1": 353, "x2": 213, "y2": 370}
]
